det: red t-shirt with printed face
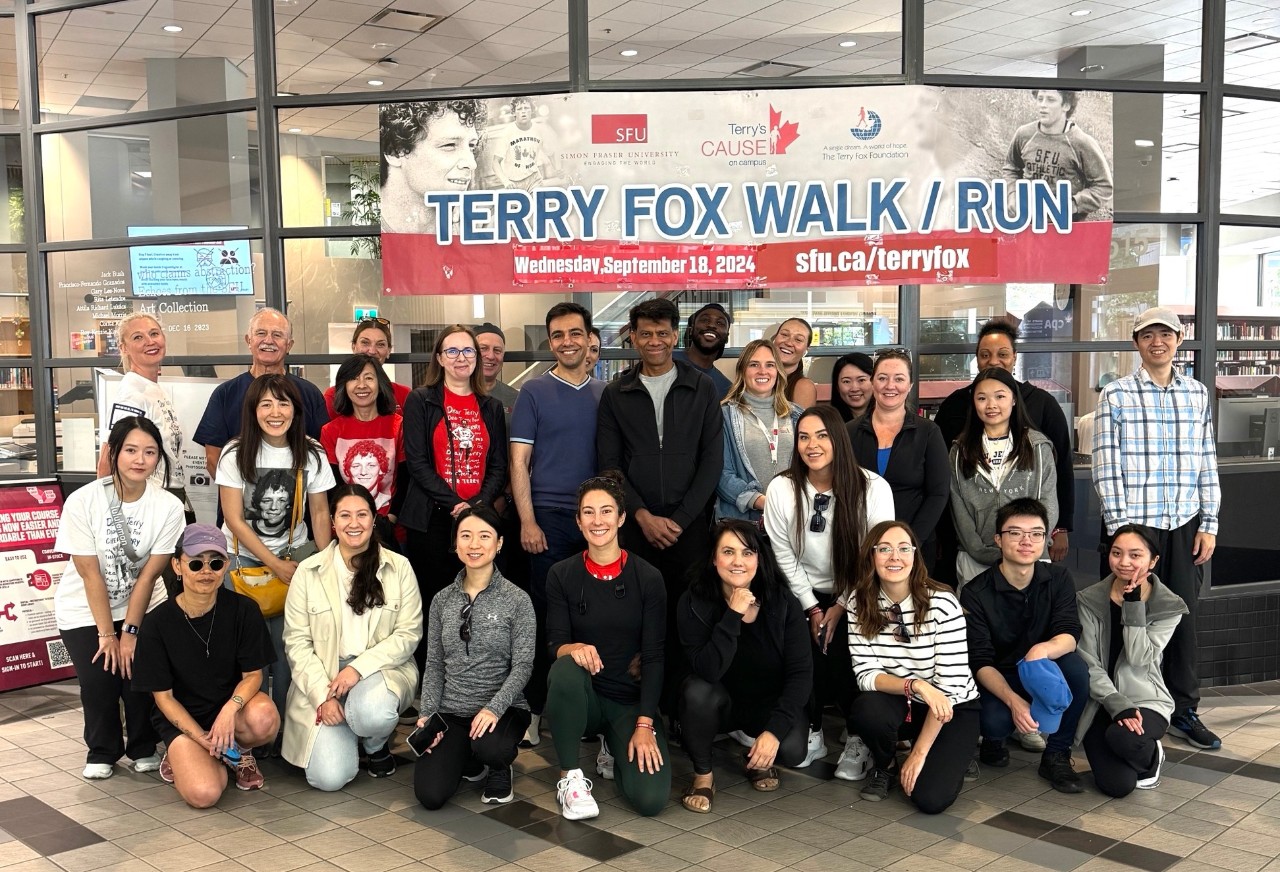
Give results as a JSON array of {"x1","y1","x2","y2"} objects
[
  {"x1": 432, "y1": 388, "x2": 488, "y2": 502},
  {"x1": 320, "y1": 413, "x2": 404, "y2": 515}
]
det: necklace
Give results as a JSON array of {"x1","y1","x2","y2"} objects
[{"x1": 180, "y1": 598, "x2": 217, "y2": 658}]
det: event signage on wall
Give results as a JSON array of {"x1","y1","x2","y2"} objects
[
  {"x1": 0, "y1": 481, "x2": 74, "y2": 692},
  {"x1": 380, "y1": 86, "x2": 1115, "y2": 294}
]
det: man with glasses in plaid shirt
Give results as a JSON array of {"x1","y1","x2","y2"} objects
[{"x1": 1092, "y1": 306, "x2": 1222, "y2": 751}]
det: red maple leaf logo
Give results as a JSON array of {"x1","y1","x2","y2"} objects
[{"x1": 769, "y1": 104, "x2": 800, "y2": 154}]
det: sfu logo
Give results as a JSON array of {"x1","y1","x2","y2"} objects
[{"x1": 591, "y1": 114, "x2": 648, "y2": 144}]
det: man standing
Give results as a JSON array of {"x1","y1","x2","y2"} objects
[
  {"x1": 194, "y1": 308, "x2": 329, "y2": 474},
  {"x1": 475, "y1": 323, "x2": 518, "y2": 419},
  {"x1": 509, "y1": 303, "x2": 604, "y2": 746},
  {"x1": 597, "y1": 298, "x2": 723, "y2": 713},
  {"x1": 961, "y1": 498, "x2": 1089, "y2": 793},
  {"x1": 1093, "y1": 306, "x2": 1221, "y2": 750},
  {"x1": 673, "y1": 302, "x2": 732, "y2": 398}
]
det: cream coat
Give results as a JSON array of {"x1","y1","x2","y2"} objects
[{"x1": 281, "y1": 542, "x2": 422, "y2": 768}]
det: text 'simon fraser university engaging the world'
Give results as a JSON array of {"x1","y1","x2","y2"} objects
[{"x1": 379, "y1": 86, "x2": 1115, "y2": 295}]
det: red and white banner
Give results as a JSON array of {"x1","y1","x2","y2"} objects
[
  {"x1": 380, "y1": 87, "x2": 1114, "y2": 294},
  {"x1": 0, "y1": 481, "x2": 74, "y2": 692}
]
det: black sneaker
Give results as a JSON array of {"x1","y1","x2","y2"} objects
[
  {"x1": 979, "y1": 738, "x2": 1009, "y2": 768},
  {"x1": 1169, "y1": 709, "x2": 1222, "y2": 750},
  {"x1": 367, "y1": 745, "x2": 396, "y2": 778},
  {"x1": 461, "y1": 758, "x2": 489, "y2": 782},
  {"x1": 481, "y1": 764, "x2": 514, "y2": 804},
  {"x1": 860, "y1": 766, "x2": 894, "y2": 802},
  {"x1": 1037, "y1": 750, "x2": 1084, "y2": 794}
]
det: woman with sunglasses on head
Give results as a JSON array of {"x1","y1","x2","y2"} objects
[
  {"x1": 544, "y1": 472, "x2": 669, "y2": 820},
  {"x1": 132, "y1": 524, "x2": 279, "y2": 805},
  {"x1": 772, "y1": 318, "x2": 817, "y2": 408},
  {"x1": 949, "y1": 367, "x2": 1057, "y2": 587},
  {"x1": 322, "y1": 355, "x2": 407, "y2": 551},
  {"x1": 847, "y1": 350, "x2": 949, "y2": 573},
  {"x1": 281, "y1": 484, "x2": 423, "y2": 791},
  {"x1": 56, "y1": 416, "x2": 186, "y2": 780},
  {"x1": 676, "y1": 519, "x2": 812, "y2": 812},
  {"x1": 716, "y1": 339, "x2": 802, "y2": 524},
  {"x1": 764, "y1": 404, "x2": 894, "y2": 775},
  {"x1": 846, "y1": 520, "x2": 980, "y2": 812},
  {"x1": 413, "y1": 503, "x2": 534, "y2": 809},
  {"x1": 1074, "y1": 526, "x2": 1186, "y2": 797},
  {"x1": 323, "y1": 318, "x2": 412, "y2": 418},
  {"x1": 829, "y1": 352, "x2": 874, "y2": 423}
]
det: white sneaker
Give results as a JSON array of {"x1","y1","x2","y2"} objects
[
  {"x1": 1136, "y1": 740, "x2": 1165, "y2": 790},
  {"x1": 1016, "y1": 730, "x2": 1047, "y2": 751},
  {"x1": 82, "y1": 763, "x2": 113, "y2": 779},
  {"x1": 727, "y1": 730, "x2": 755, "y2": 748},
  {"x1": 595, "y1": 735, "x2": 615, "y2": 780},
  {"x1": 833, "y1": 734, "x2": 872, "y2": 781},
  {"x1": 520, "y1": 714, "x2": 542, "y2": 748},
  {"x1": 132, "y1": 754, "x2": 163, "y2": 773},
  {"x1": 794, "y1": 728, "x2": 827, "y2": 769},
  {"x1": 557, "y1": 768, "x2": 600, "y2": 820}
]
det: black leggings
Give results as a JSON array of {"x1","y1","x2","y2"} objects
[
  {"x1": 61, "y1": 622, "x2": 159, "y2": 765},
  {"x1": 405, "y1": 510, "x2": 464, "y2": 677},
  {"x1": 849, "y1": 691, "x2": 980, "y2": 815},
  {"x1": 810, "y1": 591, "x2": 854, "y2": 730},
  {"x1": 1082, "y1": 707, "x2": 1167, "y2": 798},
  {"x1": 679, "y1": 676, "x2": 808, "y2": 775},
  {"x1": 412, "y1": 708, "x2": 531, "y2": 810}
]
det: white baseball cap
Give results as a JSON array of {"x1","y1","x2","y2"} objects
[{"x1": 1132, "y1": 306, "x2": 1182, "y2": 336}]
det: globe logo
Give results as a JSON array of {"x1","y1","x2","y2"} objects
[{"x1": 851, "y1": 107, "x2": 882, "y2": 141}]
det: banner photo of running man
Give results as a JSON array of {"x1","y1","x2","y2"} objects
[{"x1": 379, "y1": 86, "x2": 1114, "y2": 295}]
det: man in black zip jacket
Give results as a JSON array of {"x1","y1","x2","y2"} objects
[{"x1": 597, "y1": 298, "x2": 723, "y2": 714}]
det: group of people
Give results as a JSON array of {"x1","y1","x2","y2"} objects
[{"x1": 53, "y1": 298, "x2": 1219, "y2": 822}]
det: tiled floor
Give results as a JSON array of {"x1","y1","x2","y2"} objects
[{"x1": 4, "y1": 682, "x2": 1280, "y2": 872}]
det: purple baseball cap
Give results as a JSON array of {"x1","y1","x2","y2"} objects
[{"x1": 181, "y1": 523, "x2": 228, "y2": 558}]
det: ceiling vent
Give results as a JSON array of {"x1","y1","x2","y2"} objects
[
  {"x1": 733, "y1": 60, "x2": 807, "y2": 77},
  {"x1": 365, "y1": 7, "x2": 446, "y2": 34},
  {"x1": 1224, "y1": 32, "x2": 1280, "y2": 53}
]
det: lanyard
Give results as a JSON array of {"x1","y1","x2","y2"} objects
[{"x1": 748, "y1": 410, "x2": 782, "y2": 464}]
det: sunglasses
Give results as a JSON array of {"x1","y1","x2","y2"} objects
[
  {"x1": 358, "y1": 317, "x2": 391, "y2": 328},
  {"x1": 186, "y1": 557, "x2": 226, "y2": 573},
  {"x1": 459, "y1": 600, "x2": 473, "y2": 653},
  {"x1": 886, "y1": 602, "x2": 911, "y2": 643},
  {"x1": 810, "y1": 493, "x2": 831, "y2": 534},
  {"x1": 577, "y1": 582, "x2": 626, "y2": 616}
]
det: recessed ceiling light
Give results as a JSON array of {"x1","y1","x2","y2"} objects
[
  {"x1": 1071, "y1": 8, "x2": 1091, "y2": 16},
  {"x1": 278, "y1": 91, "x2": 294, "y2": 96},
  {"x1": 367, "y1": 79, "x2": 384, "y2": 86},
  {"x1": 287, "y1": 127, "x2": 301, "y2": 133},
  {"x1": 1134, "y1": 139, "x2": 1154, "y2": 147},
  {"x1": 38, "y1": 106, "x2": 49, "y2": 113},
  {"x1": 839, "y1": 39, "x2": 857, "y2": 47},
  {"x1": 163, "y1": 24, "x2": 182, "y2": 32},
  {"x1": 619, "y1": 49, "x2": 638, "y2": 57}
]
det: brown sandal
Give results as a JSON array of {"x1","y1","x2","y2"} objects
[
  {"x1": 682, "y1": 782, "x2": 715, "y2": 813},
  {"x1": 745, "y1": 766, "x2": 780, "y2": 792}
]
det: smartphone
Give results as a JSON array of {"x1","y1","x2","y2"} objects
[{"x1": 407, "y1": 712, "x2": 448, "y2": 756}]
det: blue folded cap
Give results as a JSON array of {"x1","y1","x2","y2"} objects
[{"x1": 1017, "y1": 657, "x2": 1072, "y2": 735}]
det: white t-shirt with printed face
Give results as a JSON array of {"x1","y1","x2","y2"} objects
[
  {"x1": 105, "y1": 372, "x2": 186, "y2": 488},
  {"x1": 216, "y1": 440, "x2": 336, "y2": 556},
  {"x1": 53, "y1": 479, "x2": 185, "y2": 631}
]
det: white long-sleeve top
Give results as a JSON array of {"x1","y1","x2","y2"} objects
[
  {"x1": 763, "y1": 470, "x2": 895, "y2": 611},
  {"x1": 848, "y1": 588, "x2": 978, "y2": 705}
]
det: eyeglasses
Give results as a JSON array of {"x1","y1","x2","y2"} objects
[
  {"x1": 810, "y1": 492, "x2": 831, "y2": 533},
  {"x1": 186, "y1": 557, "x2": 227, "y2": 573},
  {"x1": 442, "y1": 347, "x2": 477, "y2": 360},
  {"x1": 886, "y1": 602, "x2": 911, "y2": 643},
  {"x1": 874, "y1": 545, "x2": 917, "y2": 557},
  {"x1": 998, "y1": 529, "x2": 1047, "y2": 542},
  {"x1": 875, "y1": 347, "x2": 911, "y2": 362},
  {"x1": 459, "y1": 600, "x2": 473, "y2": 653}
]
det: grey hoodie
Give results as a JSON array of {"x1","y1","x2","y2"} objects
[
  {"x1": 949, "y1": 428, "x2": 1058, "y2": 566},
  {"x1": 1073, "y1": 574, "x2": 1189, "y2": 747}
]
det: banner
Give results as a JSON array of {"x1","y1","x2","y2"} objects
[
  {"x1": 0, "y1": 480, "x2": 74, "y2": 692},
  {"x1": 380, "y1": 86, "x2": 1114, "y2": 294}
]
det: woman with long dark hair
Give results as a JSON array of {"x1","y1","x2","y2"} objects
[
  {"x1": 848, "y1": 349, "x2": 949, "y2": 572},
  {"x1": 763, "y1": 404, "x2": 894, "y2": 777},
  {"x1": 949, "y1": 366, "x2": 1057, "y2": 585},
  {"x1": 217, "y1": 374, "x2": 335, "y2": 731},
  {"x1": 676, "y1": 519, "x2": 812, "y2": 812},
  {"x1": 771, "y1": 318, "x2": 817, "y2": 407},
  {"x1": 544, "y1": 472, "x2": 669, "y2": 820},
  {"x1": 322, "y1": 318, "x2": 412, "y2": 416},
  {"x1": 56, "y1": 416, "x2": 185, "y2": 779},
  {"x1": 846, "y1": 520, "x2": 979, "y2": 812},
  {"x1": 282, "y1": 485, "x2": 422, "y2": 790},
  {"x1": 830, "y1": 352, "x2": 874, "y2": 423}
]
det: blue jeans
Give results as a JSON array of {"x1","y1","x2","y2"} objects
[
  {"x1": 306, "y1": 659, "x2": 400, "y2": 791},
  {"x1": 978, "y1": 651, "x2": 1090, "y2": 755}
]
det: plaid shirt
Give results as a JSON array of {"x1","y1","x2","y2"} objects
[{"x1": 1092, "y1": 366, "x2": 1220, "y2": 535}]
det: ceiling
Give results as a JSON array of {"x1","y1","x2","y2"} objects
[{"x1": 3, "y1": 0, "x2": 1280, "y2": 213}]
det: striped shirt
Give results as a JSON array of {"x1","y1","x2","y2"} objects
[
  {"x1": 847, "y1": 589, "x2": 978, "y2": 705},
  {"x1": 1091, "y1": 367, "x2": 1220, "y2": 535}
]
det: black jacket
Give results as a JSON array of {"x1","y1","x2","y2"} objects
[
  {"x1": 935, "y1": 379, "x2": 1075, "y2": 530},
  {"x1": 399, "y1": 384, "x2": 508, "y2": 532},
  {"x1": 847, "y1": 413, "x2": 949, "y2": 545},
  {"x1": 596, "y1": 360, "x2": 723, "y2": 530},
  {"x1": 959, "y1": 562, "x2": 1082, "y2": 673},
  {"x1": 677, "y1": 586, "x2": 812, "y2": 742}
]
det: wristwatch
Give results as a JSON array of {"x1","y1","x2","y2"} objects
[{"x1": 122, "y1": 624, "x2": 140, "y2": 636}]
